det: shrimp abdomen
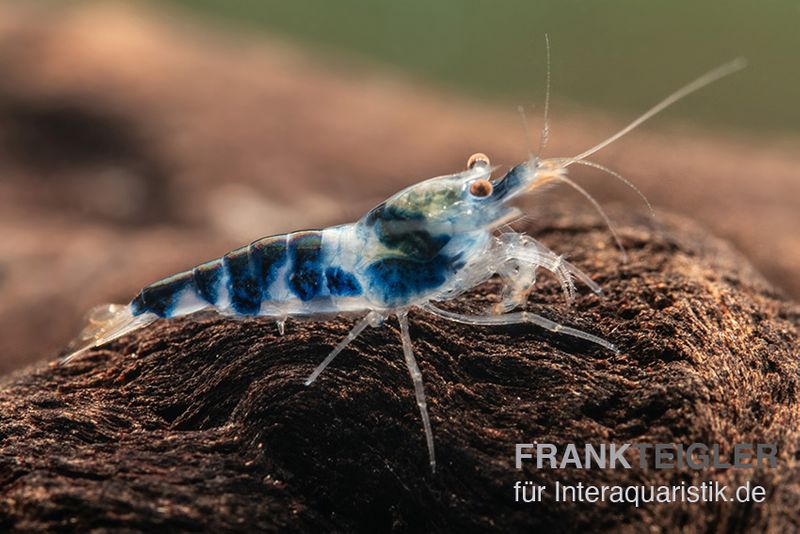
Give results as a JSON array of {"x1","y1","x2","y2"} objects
[{"x1": 130, "y1": 227, "x2": 368, "y2": 320}]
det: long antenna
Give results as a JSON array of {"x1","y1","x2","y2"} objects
[
  {"x1": 558, "y1": 157, "x2": 655, "y2": 218},
  {"x1": 565, "y1": 57, "x2": 747, "y2": 166},
  {"x1": 537, "y1": 33, "x2": 552, "y2": 158},
  {"x1": 554, "y1": 174, "x2": 628, "y2": 261},
  {"x1": 517, "y1": 105, "x2": 534, "y2": 158}
]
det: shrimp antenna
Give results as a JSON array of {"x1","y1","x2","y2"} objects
[
  {"x1": 518, "y1": 35, "x2": 553, "y2": 160},
  {"x1": 537, "y1": 33, "x2": 552, "y2": 158},
  {"x1": 552, "y1": 157, "x2": 655, "y2": 218},
  {"x1": 554, "y1": 174, "x2": 628, "y2": 261},
  {"x1": 564, "y1": 57, "x2": 747, "y2": 167},
  {"x1": 517, "y1": 105, "x2": 534, "y2": 159}
]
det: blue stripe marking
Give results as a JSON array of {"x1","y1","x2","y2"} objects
[
  {"x1": 193, "y1": 259, "x2": 223, "y2": 305},
  {"x1": 130, "y1": 294, "x2": 145, "y2": 315},
  {"x1": 287, "y1": 231, "x2": 323, "y2": 301},
  {"x1": 131, "y1": 271, "x2": 193, "y2": 317},
  {"x1": 250, "y1": 235, "x2": 288, "y2": 300},
  {"x1": 365, "y1": 255, "x2": 452, "y2": 305},
  {"x1": 492, "y1": 163, "x2": 526, "y2": 200},
  {"x1": 224, "y1": 246, "x2": 262, "y2": 315},
  {"x1": 325, "y1": 266, "x2": 362, "y2": 297}
]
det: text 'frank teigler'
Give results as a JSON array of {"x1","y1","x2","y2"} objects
[{"x1": 515, "y1": 442, "x2": 778, "y2": 470}]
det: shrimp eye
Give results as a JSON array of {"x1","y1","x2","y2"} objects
[
  {"x1": 469, "y1": 178, "x2": 493, "y2": 198},
  {"x1": 467, "y1": 152, "x2": 491, "y2": 169}
]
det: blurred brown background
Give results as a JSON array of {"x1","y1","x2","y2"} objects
[{"x1": 0, "y1": 2, "x2": 798, "y2": 373}]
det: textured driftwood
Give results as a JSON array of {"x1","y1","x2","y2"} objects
[{"x1": 1, "y1": 211, "x2": 799, "y2": 532}]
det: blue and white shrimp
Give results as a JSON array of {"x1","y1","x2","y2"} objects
[{"x1": 62, "y1": 59, "x2": 745, "y2": 472}]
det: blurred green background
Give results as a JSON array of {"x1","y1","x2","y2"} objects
[{"x1": 157, "y1": 0, "x2": 799, "y2": 134}]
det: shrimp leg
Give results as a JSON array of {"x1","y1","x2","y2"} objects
[
  {"x1": 497, "y1": 233, "x2": 602, "y2": 297},
  {"x1": 487, "y1": 233, "x2": 605, "y2": 314},
  {"x1": 304, "y1": 312, "x2": 376, "y2": 386},
  {"x1": 422, "y1": 303, "x2": 618, "y2": 353},
  {"x1": 398, "y1": 312, "x2": 436, "y2": 472}
]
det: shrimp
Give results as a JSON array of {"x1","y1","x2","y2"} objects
[{"x1": 61, "y1": 58, "x2": 745, "y2": 472}]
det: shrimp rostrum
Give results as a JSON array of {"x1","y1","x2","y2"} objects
[{"x1": 62, "y1": 59, "x2": 745, "y2": 472}]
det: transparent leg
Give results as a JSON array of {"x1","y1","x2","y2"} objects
[
  {"x1": 304, "y1": 313, "x2": 373, "y2": 386},
  {"x1": 423, "y1": 304, "x2": 618, "y2": 353},
  {"x1": 398, "y1": 312, "x2": 437, "y2": 472}
]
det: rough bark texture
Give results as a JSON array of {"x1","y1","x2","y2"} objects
[{"x1": 1, "y1": 211, "x2": 798, "y2": 532}]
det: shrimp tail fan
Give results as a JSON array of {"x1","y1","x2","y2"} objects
[{"x1": 60, "y1": 304, "x2": 158, "y2": 365}]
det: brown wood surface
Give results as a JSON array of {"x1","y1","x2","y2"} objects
[{"x1": 2, "y1": 210, "x2": 798, "y2": 531}]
